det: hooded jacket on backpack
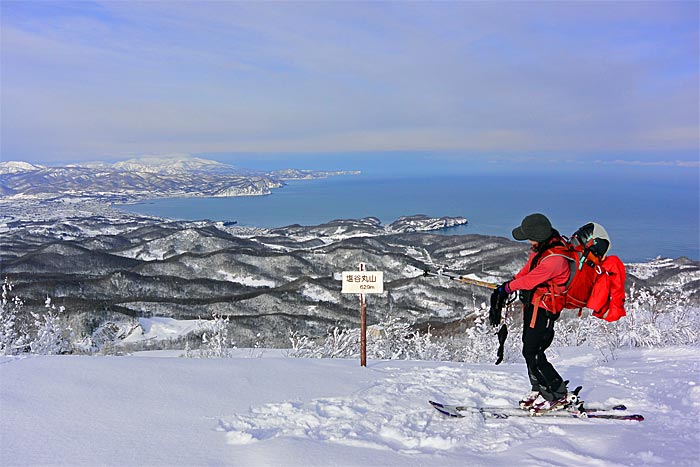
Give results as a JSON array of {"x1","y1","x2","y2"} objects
[{"x1": 587, "y1": 255, "x2": 626, "y2": 321}]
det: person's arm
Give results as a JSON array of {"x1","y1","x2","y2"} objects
[{"x1": 507, "y1": 255, "x2": 569, "y2": 292}]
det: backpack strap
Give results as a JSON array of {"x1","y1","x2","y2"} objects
[
  {"x1": 530, "y1": 245, "x2": 579, "y2": 322},
  {"x1": 542, "y1": 251, "x2": 577, "y2": 289},
  {"x1": 528, "y1": 238, "x2": 565, "y2": 272},
  {"x1": 526, "y1": 242, "x2": 563, "y2": 329},
  {"x1": 530, "y1": 295, "x2": 542, "y2": 328}
]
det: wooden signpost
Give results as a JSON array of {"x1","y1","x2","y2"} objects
[{"x1": 341, "y1": 263, "x2": 384, "y2": 367}]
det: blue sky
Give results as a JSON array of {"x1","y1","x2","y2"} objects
[{"x1": 1, "y1": 1, "x2": 698, "y2": 166}]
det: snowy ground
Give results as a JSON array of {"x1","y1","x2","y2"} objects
[{"x1": 1, "y1": 346, "x2": 699, "y2": 467}]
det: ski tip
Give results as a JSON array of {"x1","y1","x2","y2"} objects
[
  {"x1": 437, "y1": 408, "x2": 464, "y2": 418},
  {"x1": 429, "y1": 400, "x2": 465, "y2": 418},
  {"x1": 588, "y1": 413, "x2": 645, "y2": 421}
]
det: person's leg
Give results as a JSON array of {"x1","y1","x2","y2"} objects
[
  {"x1": 523, "y1": 307, "x2": 566, "y2": 400},
  {"x1": 532, "y1": 323, "x2": 566, "y2": 400},
  {"x1": 522, "y1": 305, "x2": 548, "y2": 391}
]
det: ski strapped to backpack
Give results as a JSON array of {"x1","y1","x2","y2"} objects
[{"x1": 533, "y1": 222, "x2": 626, "y2": 324}]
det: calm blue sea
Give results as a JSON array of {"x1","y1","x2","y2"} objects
[{"x1": 119, "y1": 157, "x2": 699, "y2": 263}]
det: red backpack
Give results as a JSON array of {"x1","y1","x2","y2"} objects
[{"x1": 537, "y1": 223, "x2": 626, "y2": 322}]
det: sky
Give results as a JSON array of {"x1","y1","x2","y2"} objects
[{"x1": 1, "y1": 1, "x2": 698, "y2": 166}]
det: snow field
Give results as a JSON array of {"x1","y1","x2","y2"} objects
[{"x1": 1, "y1": 346, "x2": 699, "y2": 466}]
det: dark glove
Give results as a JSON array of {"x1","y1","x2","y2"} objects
[
  {"x1": 495, "y1": 323, "x2": 508, "y2": 365},
  {"x1": 497, "y1": 281, "x2": 512, "y2": 295},
  {"x1": 489, "y1": 282, "x2": 511, "y2": 326}
]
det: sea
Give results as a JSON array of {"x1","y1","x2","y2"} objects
[{"x1": 118, "y1": 154, "x2": 700, "y2": 263}]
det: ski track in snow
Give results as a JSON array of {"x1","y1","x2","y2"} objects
[
  {"x1": 2, "y1": 348, "x2": 699, "y2": 466},
  {"x1": 217, "y1": 349, "x2": 700, "y2": 466},
  {"x1": 219, "y1": 365, "x2": 558, "y2": 456},
  {"x1": 219, "y1": 367, "x2": 524, "y2": 457}
]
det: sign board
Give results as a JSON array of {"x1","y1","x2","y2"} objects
[{"x1": 341, "y1": 271, "x2": 384, "y2": 294}]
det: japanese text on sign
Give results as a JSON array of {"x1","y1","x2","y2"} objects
[{"x1": 341, "y1": 271, "x2": 384, "y2": 294}]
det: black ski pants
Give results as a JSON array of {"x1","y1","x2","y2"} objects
[{"x1": 522, "y1": 304, "x2": 567, "y2": 401}]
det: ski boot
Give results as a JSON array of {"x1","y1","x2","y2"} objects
[
  {"x1": 519, "y1": 391, "x2": 541, "y2": 410},
  {"x1": 530, "y1": 391, "x2": 580, "y2": 415}
]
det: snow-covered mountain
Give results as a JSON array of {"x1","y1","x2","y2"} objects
[
  {"x1": 1, "y1": 198, "x2": 697, "y2": 350},
  {"x1": 112, "y1": 154, "x2": 244, "y2": 174},
  {"x1": 0, "y1": 161, "x2": 44, "y2": 174},
  {"x1": 0, "y1": 155, "x2": 357, "y2": 200}
]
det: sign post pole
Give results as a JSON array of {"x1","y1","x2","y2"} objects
[
  {"x1": 359, "y1": 263, "x2": 367, "y2": 367},
  {"x1": 340, "y1": 265, "x2": 384, "y2": 368}
]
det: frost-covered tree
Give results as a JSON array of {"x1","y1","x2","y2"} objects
[
  {"x1": 619, "y1": 285, "x2": 698, "y2": 347},
  {"x1": 449, "y1": 301, "x2": 516, "y2": 363},
  {"x1": 0, "y1": 279, "x2": 29, "y2": 355},
  {"x1": 283, "y1": 284, "x2": 697, "y2": 363},
  {"x1": 287, "y1": 330, "x2": 321, "y2": 358},
  {"x1": 186, "y1": 313, "x2": 236, "y2": 358},
  {"x1": 555, "y1": 284, "x2": 699, "y2": 361},
  {"x1": 29, "y1": 297, "x2": 72, "y2": 355},
  {"x1": 368, "y1": 315, "x2": 451, "y2": 361},
  {"x1": 287, "y1": 315, "x2": 453, "y2": 361}
]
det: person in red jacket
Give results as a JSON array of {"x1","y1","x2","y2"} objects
[{"x1": 496, "y1": 213, "x2": 573, "y2": 413}]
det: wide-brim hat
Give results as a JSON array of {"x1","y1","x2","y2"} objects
[{"x1": 512, "y1": 213, "x2": 553, "y2": 242}]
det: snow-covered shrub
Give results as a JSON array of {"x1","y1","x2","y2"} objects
[
  {"x1": 553, "y1": 310, "x2": 589, "y2": 347},
  {"x1": 448, "y1": 302, "x2": 518, "y2": 363},
  {"x1": 287, "y1": 330, "x2": 322, "y2": 358},
  {"x1": 287, "y1": 301, "x2": 526, "y2": 363},
  {"x1": 323, "y1": 326, "x2": 359, "y2": 358},
  {"x1": 0, "y1": 279, "x2": 29, "y2": 355},
  {"x1": 29, "y1": 297, "x2": 73, "y2": 355},
  {"x1": 437, "y1": 299, "x2": 525, "y2": 364},
  {"x1": 286, "y1": 282, "x2": 699, "y2": 364},
  {"x1": 288, "y1": 327, "x2": 360, "y2": 359},
  {"x1": 249, "y1": 333, "x2": 266, "y2": 358},
  {"x1": 1, "y1": 282, "x2": 77, "y2": 355},
  {"x1": 287, "y1": 315, "x2": 451, "y2": 361},
  {"x1": 618, "y1": 285, "x2": 698, "y2": 348},
  {"x1": 185, "y1": 312, "x2": 236, "y2": 358},
  {"x1": 368, "y1": 316, "x2": 450, "y2": 361},
  {"x1": 553, "y1": 285, "x2": 699, "y2": 360}
]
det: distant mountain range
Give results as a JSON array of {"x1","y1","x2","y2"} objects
[
  {"x1": 0, "y1": 155, "x2": 359, "y2": 200},
  {"x1": 1, "y1": 205, "x2": 697, "y2": 350},
  {"x1": 2, "y1": 155, "x2": 697, "y2": 352}
]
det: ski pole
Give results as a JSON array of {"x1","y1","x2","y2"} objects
[{"x1": 422, "y1": 268, "x2": 497, "y2": 290}]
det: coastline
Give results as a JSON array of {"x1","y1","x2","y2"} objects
[{"x1": 1, "y1": 168, "x2": 699, "y2": 262}]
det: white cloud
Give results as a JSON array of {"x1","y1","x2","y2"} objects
[{"x1": 1, "y1": 1, "x2": 697, "y2": 162}]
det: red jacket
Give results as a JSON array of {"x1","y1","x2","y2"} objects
[
  {"x1": 587, "y1": 255, "x2": 627, "y2": 321},
  {"x1": 508, "y1": 247, "x2": 571, "y2": 312}
]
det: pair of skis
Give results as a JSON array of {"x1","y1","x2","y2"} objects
[
  {"x1": 429, "y1": 398, "x2": 645, "y2": 422},
  {"x1": 429, "y1": 400, "x2": 644, "y2": 421}
]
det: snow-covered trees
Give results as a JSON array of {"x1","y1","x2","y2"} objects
[
  {"x1": 185, "y1": 312, "x2": 236, "y2": 358},
  {"x1": 1, "y1": 281, "x2": 72, "y2": 355},
  {"x1": 287, "y1": 314, "x2": 458, "y2": 361},
  {"x1": 1, "y1": 279, "x2": 29, "y2": 355},
  {"x1": 286, "y1": 303, "x2": 518, "y2": 363},
  {"x1": 29, "y1": 297, "x2": 73, "y2": 355},
  {"x1": 288, "y1": 286, "x2": 700, "y2": 363},
  {"x1": 1, "y1": 275, "x2": 698, "y2": 360}
]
